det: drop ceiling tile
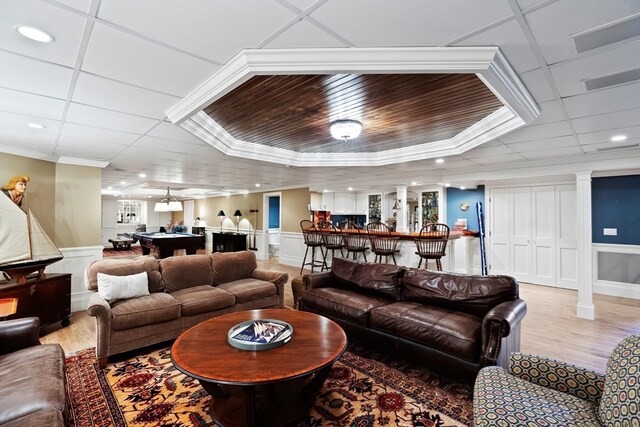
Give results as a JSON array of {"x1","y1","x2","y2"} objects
[
  {"x1": 72, "y1": 72, "x2": 180, "y2": 119},
  {"x1": 506, "y1": 135, "x2": 578, "y2": 153},
  {"x1": 82, "y1": 22, "x2": 215, "y2": 97},
  {"x1": 471, "y1": 153, "x2": 528, "y2": 164},
  {"x1": 264, "y1": 18, "x2": 348, "y2": 48},
  {"x1": 0, "y1": 127, "x2": 57, "y2": 151},
  {"x1": 454, "y1": 19, "x2": 539, "y2": 73},
  {"x1": 563, "y1": 82, "x2": 640, "y2": 118},
  {"x1": 576, "y1": 125, "x2": 640, "y2": 145},
  {"x1": 0, "y1": 0, "x2": 86, "y2": 67},
  {"x1": 147, "y1": 122, "x2": 205, "y2": 144},
  {"x1": 0, "y1": 111, "x2": 60, "y2": 135},
  {"x1": 500, "y1": 121, "x2": 573, "y2": 144},
  {"x1": 0, "y1": 51, "x2": 73, "y2": 99},
  {"x1": 521, "y1": 146, "x2": 583, "y2": 159},
  {"x1": 519, "y1": 68, "x2": 555, "y2": 103},
  {"x1": 462, "y1": 144, "x2": 516, "y2": 159},
  {"x1": 61, "y1": 123, "x2": 140, "y2": 145},
  {"x1": 572, "y1": 108, "x2": 640, "y2": 133},
  {"x1": 96, "y1": 0, "x2": 296, "y2": 63},
  {"x1": 0, "y1": 89, "x2": 66, "y2": 120},
  {"x1": 66, "y1": 103, "x2": 159, "y2": 134},
  {"x1": 55, "y1": 137, "x2": 128, "y2": 158},
  {"x1": 516, "y1": 0, "x2": 546, "y2": 11},
  {"x1": 549, "y1": 41, "x2": 640, "y2": 97},
  {"x1": 524, "y1": 0, "x2": 640, "y2": 65},
  {"x1": 132, "y1": 135, "x2": 202, "y2": 154},
  {"x1": 532, "y1": 100, "x2": 566, "y2": 125},
  {"x1": 53, "y1": 0, "x2": 92, "y2": 14}
]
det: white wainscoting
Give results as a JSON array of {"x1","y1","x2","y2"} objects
[
  {"x1": 592, "y1": 243, "x2": 640, "y2": 299},
  {"x1": 47, "y1": 245, "x2": 103, "y2": 313}
]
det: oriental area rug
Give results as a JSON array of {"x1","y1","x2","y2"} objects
[{"x1": 66, "y1": 343, "x2": 473, "y2": 427}]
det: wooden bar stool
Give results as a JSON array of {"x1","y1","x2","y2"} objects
[
  {"x1": 415, "y1": 223, "x2": 450, "y2": 270},
  {"x1": 366, "y1": 221, "x2": 400, "y2": 265},
  {"x1": 300, "y1": 220, "x2": 326, "y2": 274},
  {"x1": 338, "y1": 220, "x2": 369, "y2": 262},
  {"x1": 320, "y1": 224, "x2": 344, "y2": 269}
]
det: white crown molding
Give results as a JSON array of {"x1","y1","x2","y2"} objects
[
  {"x1": 0, "y1": 146, "x2": 108, "y2": 168},
  {"x1": 168, "y1": 47, "x2": 540, "y2": 167},
  {"x1": 58, "y1": 157, "x2": 110, "y2": 168}
]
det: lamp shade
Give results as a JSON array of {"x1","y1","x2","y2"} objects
[
  {"x1": 234, "y1": 210, "x2": 242, "y2": 217},
  {"x1": 154, "y1": 187, "x2": 183, "y2": 212},
  {"x1": 217, "y1": 210, "x2": 225, "y2": 217}
]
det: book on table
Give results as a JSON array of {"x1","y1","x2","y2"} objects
[{"x1": 228, "y1": 319, "x2": 293, "y2": 350}]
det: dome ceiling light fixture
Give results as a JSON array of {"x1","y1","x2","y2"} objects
[{"x1": 330, "y1": 119, "x2": 362, "y2": 141}]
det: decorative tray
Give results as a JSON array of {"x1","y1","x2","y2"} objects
[{"x1": 227, "y1": 319, "x2": 293, "y2": 351}]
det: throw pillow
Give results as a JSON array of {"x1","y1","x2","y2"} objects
[{"x1": 97, "y1": 271, "x2": 150, "y2": 301}]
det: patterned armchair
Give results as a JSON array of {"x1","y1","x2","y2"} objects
[{"x1": 473, "y1": 334, "x2": 639, "y2": 426}]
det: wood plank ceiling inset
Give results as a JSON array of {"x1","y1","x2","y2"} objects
[{"x1": 204, "y1": 74, "x2": 504, "y2": 154}]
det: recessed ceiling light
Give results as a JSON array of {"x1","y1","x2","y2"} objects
[
  {"x1": 138, "y1": 173, "x2": 146, "y2": 178},
  {"x1": 255, "y1": 183, "x2": 261, "y2": 187},
  {"x1": 26, "y1": 122, "x2": 45, "y2": 129},
  {"x1": 15, "y1": 25, "x2": 54, "y2": 43},
  {"x1": 445, "y1": 183, "x2": 451, "y2": 187},
  {"x1": 347, "y1": 187, "x2": 353, "y2": 191},
  {"x1": 107, "y1": 186, "x2": 113, "y2": 190},
  {"x1": 411, "y1": 181, "x2": 417, "y2": 186},
  {"x1": 435, "y1": 158, "x2": 444, "y2": 164},
  {"x1": 323, "y1": 189, "x2": 328, "y2": 192},
  {"x1": 460, "y1": 186, "x2": 466, "y2": 190},
  {"x1": 611, "y1": 135, "x2": 627, "y2": 142},
  {"x1": 120, "y1": 181, "x2": 126, "y2": 185}
]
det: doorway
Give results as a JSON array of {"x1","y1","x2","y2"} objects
[{"x1": 262, "y1": 192, "x2": 282, "y2": 259}]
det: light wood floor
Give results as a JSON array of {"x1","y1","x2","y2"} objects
[{"x1": 41, "y1": 257, "x2": 640, "y2": 374}]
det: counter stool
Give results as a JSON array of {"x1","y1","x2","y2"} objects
[
  {"x1": 366, "y1": 221, "x2": 400, "y2": 265},
  {"x1": 300, "y1": 220, "x2": 326, "y2": 274},
  {"x1": 321, "y1": 225, "x2": 344, "y2": 269},
  {"x1": 415, "y1": 223, "x2": 450, "y2": 270},
  {"x1": 339, "y1": 220, "x2": 369, "y2": 262}
]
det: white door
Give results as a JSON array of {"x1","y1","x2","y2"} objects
[
  {"x1": 511, "y1": 188, "x2": 532, "y2": 282},
  {"x1": 183, "y1": 200, "x2": 195, "y2": 233},
  {"x1": 531, "y1": 186, "x2": 555, "y2": 285},
  {"x1": 489, "y1": 189, "x2": 511, "y2": 275},
  {"x1": 555, "y1": 185, "x2": 578, "y2": 289}
]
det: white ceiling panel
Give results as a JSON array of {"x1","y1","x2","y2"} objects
[
  {"x1": 524, "y1": 0, "x2": 640, "y2": 65},
  {"x1": 549, "y1": 41, "x2": 640, "y2": 97},
  {"x1": 0, "y1": 0, "x2": 86, "y2": 67},
  {"x1": 0, "y1": 111, "x2": 60, "y2": 135},
  {"x1": 521, "y1": 146, "x2": 584, "y2": 159},
  {"x1": 281, "y1": 0, "x2": 321, "y2": 11},
  {"x1": 147, "y1": 122, "x2": 206, "y2": 144},
  {"x1": 532, "y1": 100, "x2": 565, "y2": 125},
  {"x1": 95, "y1": 0, "x2": 296, "y2": 63},
  {"x1": 65, "y1": 103, "x2": 159, "y2": 134},
  {"x1": 500, "y1": 121, "x2": 574, "y2": 144},
  {"x1": 516, "y1": 0, "x2": 546, "y2": 11},
  {"x1": 0, "y1": 51, "x2": 73, "y2": 99},
  {"x1": 51, "y1": 0, "x2": 92, "y2": 14},
  {"x1": 0, "y1": 88, "x2": 66, "y2": 120},
  {"x1": 60, "y1": 122, "x2": 140, "y2": 145},
  {"x1": 264, "y1": 18, "x2": 347, "y2": 49},
  {"x1": 0, "y1": 127, "x2": 57, "y2": 151},
  {"x1": 506, "y1": 135, "x2": 579, "y2": 153},
  {"x1": 82, "y1": 22, "x2": 216, "y2": 97},
  {"x1": 563, "y1": 82, "x2": 640, "y2": 118},
  {"x1": 572, "y1": 108, "x2": 640, "y2": 134},
  {"x1": 518, "y1": 68, "x2": 555, "y2": 103},
  {"x1": 54, "y1": 140, "x2": 127, "y2": 159},
  {"x1": 576, "y1": 125, "x2": 640, "y2": 145},
  {"x1": 461, "y1": 144, "x2": 516, "y2": 159},
  {"x1": 131, "y1": 135, "x2": 202, "y2": 154},
  {"x1": 459, "y1": 153, "x2": 525, "y2": 165},
  {"x1": 310, "y1": 0, "x2": 513, "y2": 47},
  {"x1": 71, "y1": 72, "x2": 180, "y2": 119}
]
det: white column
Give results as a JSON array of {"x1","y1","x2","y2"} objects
[
  {"x1": 576, "y1": 171, "x2": 595, "y2": 320},
  {"x1": 396, "y1": 186, "x2": 408, "y2": 232}
]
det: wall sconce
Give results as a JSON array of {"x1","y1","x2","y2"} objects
[
  {"x1": 234, "y1": 210, "x2": 242, "y2": 233},
  {"x1": 217, "y1": 210, "x2": 225, "y2": 232}
]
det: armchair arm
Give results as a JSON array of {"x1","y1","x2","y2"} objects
[
  {"x1": 0, "y1": 317, "x2": 40, "y2": 355},
  {"x1": 480, "y1": 299, "x2": 527, "y2": 367},
  {"x1": 302, "y1": 271, "x2": 334, "y2": 290},
  {"x1": 87, "y1": 292, "x2": 113, "y2": 360},
  {"x1": 509, "y1": 353, "x2": 605, "y2": 406},
  {"x1": 252, "y1": 269, "x2": 288, "y2": 308}
]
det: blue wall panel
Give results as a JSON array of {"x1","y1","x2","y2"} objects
[
  {"x1": 268, "y1": 196, "x2": 280, "y2": 229},
  {"x1": 446, "y1": 186, "x2": 485, "y2": 231},
  {"x1": 592, "y1": 175, "x2": 640, "y2": 245}
]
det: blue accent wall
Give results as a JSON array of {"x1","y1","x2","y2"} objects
[
  {"x1": 268, "y1": 196, "x2": 280, "y2": 229},
  {"x1": 446, "y1": 186, "x2": 485, "y2": 231},
  {"x1": 592, "y1": 175, "x2": 640, "y2": 245}
]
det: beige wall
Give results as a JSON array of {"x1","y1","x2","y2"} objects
[
  {"x1": 55, "y1": 163, "x2": 102, "y2": 247},
  {"x1": 280, "y1": 188, "x2": 311, "y2": 232},
  {"x1": 0, "y1": 153, "x2": 102, "y2": 248}
]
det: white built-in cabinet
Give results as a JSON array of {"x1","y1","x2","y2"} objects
[
  {"x1": 322, "y1": 192, "x2": 367, "y2": 214},
  {"x1": 488, "y1": 185, "x2": 577, "y2": 289}
]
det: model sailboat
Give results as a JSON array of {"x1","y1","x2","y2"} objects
[{"x1": 0, "y1": 194, "x2": 63, "y2": 284}]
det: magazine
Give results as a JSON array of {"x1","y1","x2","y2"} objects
[{"x1": 230, "y1": 320, "x2": 292, "y2": 344}]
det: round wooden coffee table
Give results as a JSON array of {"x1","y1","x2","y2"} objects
[{"x1": 171, "y1": 309, "x2": 347, "y2": 427}]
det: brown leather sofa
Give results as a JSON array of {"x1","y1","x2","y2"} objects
[
  {"x1": 0, "y1": 317, "x2": 68, "y2": 426},
  {"x1": 85, "y1": 251, "x2": 288, "y2": 367},
  {"x1": 300, "y1": 257, "x2": 527, "y2": 379}
]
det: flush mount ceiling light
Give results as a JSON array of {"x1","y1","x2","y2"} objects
[
  {"x1": 15, "y1": 25, "x2": 54, "y2": 43},
  {"x1": 154, "y1": 187, "x2": 183, "y2": 212},
  {"x1": 330, "y1": 119, "x2": 362, "y2": 141},
  {"x1": 611, "y1": 135, "x2": 627, "y2": 142},
  {"x1": 26, "y1": 122, "x2": 45, "y2": 129}
]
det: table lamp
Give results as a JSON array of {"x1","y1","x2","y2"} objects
[
  {"x1": 234, "y1": 210, "x2": 242, "y2": 233},
  {"x1": 217, "y1": 210, "x2": 225, "y2": 232}
]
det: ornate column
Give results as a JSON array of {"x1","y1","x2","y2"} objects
[
  {"x1": 576, "y1": 171, "x2": 595, "y2": 320},
  {"x1": 396, "y1": 186, "x2": 408, "y2": 232}
]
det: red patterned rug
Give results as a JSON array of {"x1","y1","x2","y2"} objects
[
  {"x1": 66, "y1": 344, "x2": 473, "y2": 426},
  {"x1": 102, "y1": 246, "x2": 143, "y2": 258}
]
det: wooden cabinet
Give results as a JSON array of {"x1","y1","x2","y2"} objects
[
  {"x1": 212, "y1": 232, "x2": 247, "y2": 252},
  {"x1": 0, "y1": 273, "x2": 71, "y2": 327}
]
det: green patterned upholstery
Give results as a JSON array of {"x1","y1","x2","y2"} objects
[
  {"x1": 474, "y1": 334, "x2": 640, "y2": 427},
  {"x1": 598, "y1": 334, "x2": 640, "y2": 426}
]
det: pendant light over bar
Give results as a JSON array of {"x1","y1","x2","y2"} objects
[{"x1": 154, "y1": 187, "x2": 183, "y2": 212}]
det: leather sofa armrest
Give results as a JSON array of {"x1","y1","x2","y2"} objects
[
  {"x1": 302, "y1": 271, "x2": 334, "y2": 290},
  {"x1": 251, "y1": 269, "x2": 288, "y2": 308},
  {"x1": 480, "y1": 299, "x2": 527, "y2": 367},
  {"x1": 0, "y1": 317, "x2": 41, "y2": 355},
  {"x1": 509, "y1": 353, "x2": 605, "y2": 406},
  {"x1": 87, "y1": 292, "x2": 112, "y2": 360}
]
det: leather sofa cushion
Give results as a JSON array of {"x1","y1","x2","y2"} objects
[
  {"x1": 217, "y1": 279, "x2": 277, "y2": 304},
  {"x1": 0, "y1": 344, "x2": 66, "y2": 426},
  {"x1": 303, "y1": 287, "x2": 392, "y2": 326},
  {"x1": 160, "y1": 255, "x2": 213, "y2": 292},
  {"x1": 171, "y1": 285, "x2": 236, "y2": 316},
  {"x1": 331, "y1": 257, "x2": 404, "y2": 300},
  {"x1": 111, "y1": 293, "x2": 181, "y2": 331},
  {"x1": 370, "y1": 302, "x2": 482, "y2": 362},
  {"x1": 85, "y1": 256, "x2": 163, "y2": 292},
  {"x1": 3, "y1": 408, "x2": 64, "y2": 427},
  {"x1": 402, "y1": 268, "x2": 518, "y2": 317},
  {"x1": 211, "y1": 251, "x2": 257, "y2": 285}
]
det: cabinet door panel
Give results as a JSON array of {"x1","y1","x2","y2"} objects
[
  {"x1": 489, "y1": 189, "x2": 511, "y2": 275},
  {"x1": 556, "y1": 185, "x2": 578, "y2": 289},
  {"x1": 511, "y1": 188, "x2": 532, "y2": 282},
  {"x1": 532, "y1": 186, "x2": 555, "y2": 285}
]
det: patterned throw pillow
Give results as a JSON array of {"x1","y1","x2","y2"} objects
[{"x1": 598, "y1": 334, "x2": 640, "y2": 426}]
